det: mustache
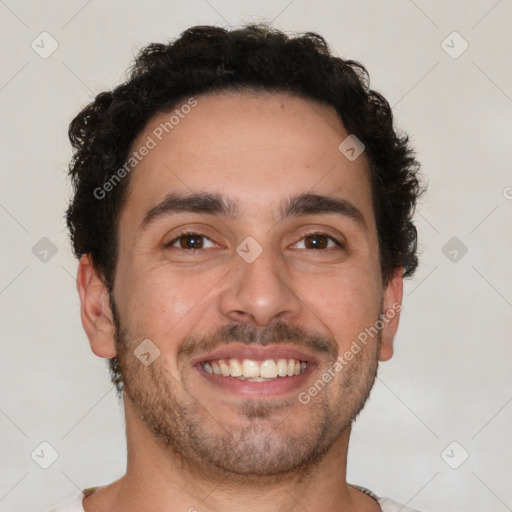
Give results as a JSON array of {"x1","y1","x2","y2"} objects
[{"x1": 177, "y1": 320, "x2": 338, "y2": 362}]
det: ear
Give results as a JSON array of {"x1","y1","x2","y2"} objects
[
  {"x1": 379, "y1": 267, "x2": 404, "y2": 362},
  {"x1": 76, "y1": 254, "x2": 116, "y2": 358}
]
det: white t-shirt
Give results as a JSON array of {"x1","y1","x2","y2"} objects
[{"x1": 47, "y1": 484, "x2": 422, "y2": 511}]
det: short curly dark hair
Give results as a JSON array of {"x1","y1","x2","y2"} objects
[{"x1": 66, "y1": 23, "x2": 423, "y2": 392}]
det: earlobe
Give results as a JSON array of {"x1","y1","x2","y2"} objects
[
  {"x1": 76, "y1": 254, "x2": 117, "y2": 358},
  {"x1": 379, "y1": 267, "x2": 404, "y2": 362}
]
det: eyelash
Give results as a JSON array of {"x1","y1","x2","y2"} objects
[{"x1": 165, "y1": 231, "x2": 344, "y2": 250}]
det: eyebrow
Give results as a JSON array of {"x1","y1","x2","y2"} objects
[{"x1": 139, "y1": 191, "x2": 367, "y2": 232}]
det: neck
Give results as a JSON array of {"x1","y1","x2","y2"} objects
[{"x1": 84, "y1": 400, "x2": 380, "y2": 512}]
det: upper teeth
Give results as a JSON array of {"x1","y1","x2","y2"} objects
[{"x1": 202, "y1": 358, "x2": 307, "y2": 379}]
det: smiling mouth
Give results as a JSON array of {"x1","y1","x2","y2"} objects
[{"x1": 201, "y1": 357, "x2": 308, "y2": 382}]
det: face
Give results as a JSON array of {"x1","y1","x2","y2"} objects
[{"x1": 81, "y1": 90, "x2": 402, "y2": 478}]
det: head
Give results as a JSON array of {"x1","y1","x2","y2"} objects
[{"x1": 68, "y1": 24, "x2": 423, "y2": 478}]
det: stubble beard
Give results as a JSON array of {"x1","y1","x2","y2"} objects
[{"x1": 111, "y1": 301, "x2": 381, "y2": 482}]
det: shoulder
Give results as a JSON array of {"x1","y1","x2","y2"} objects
[
  {"x1": 378, "y1": 496, "x2": 423, "y2": 511},
  {"x1": 47, "y1": 493, "x2": 84, "y2": 512},
  {"x1": 47, "y1": 485, "x2": 106, "y2": 512},
  {"x1": 351, "y1": 484, "x2": 423, "y2": 512}
]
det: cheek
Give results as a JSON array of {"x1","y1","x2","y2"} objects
[
  {"x1": 297, "y1": 267, "x2": 382, "y2": 348},
  {"x1": 115, "y1": 262, "x2": 223, "y2": 338}
]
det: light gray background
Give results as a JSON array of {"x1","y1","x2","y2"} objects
[{"x1": 1, "y1": 1, "x2": 511, "y2": 511}]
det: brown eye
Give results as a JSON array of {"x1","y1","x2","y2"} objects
[
  {"x1": 295, "y1": 233, "x2": 341, "y2": 250},
  {"x1": 166, "y1": 233, "x2": 216, "y2": 250},
  {"x1": 305, "y1": 234, "x2": 328, "y2": 249}
]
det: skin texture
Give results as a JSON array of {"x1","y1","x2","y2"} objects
[{"x1": 77, "y1": 90, "x2": 403, "y2": 512}]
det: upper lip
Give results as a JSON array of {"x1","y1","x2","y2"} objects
[{"x1": 190, "y1": 344, "x2": 319, "y2": 367}]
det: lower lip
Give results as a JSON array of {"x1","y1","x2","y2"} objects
[{"x1": 196, "y1": 363, "x2": 317, "y2": 398}]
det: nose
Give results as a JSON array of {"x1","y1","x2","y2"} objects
[{"x1": 218, "y1": 244, "x2": 304, "y2": 328}]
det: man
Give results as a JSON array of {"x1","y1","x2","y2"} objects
[{"x1": 52, "y1": 23, "x2": 424, "y2": 512}]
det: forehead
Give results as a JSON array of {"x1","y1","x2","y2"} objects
[{"x1": 121, "y1": 90, "x2": 374, "y2": 230}]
